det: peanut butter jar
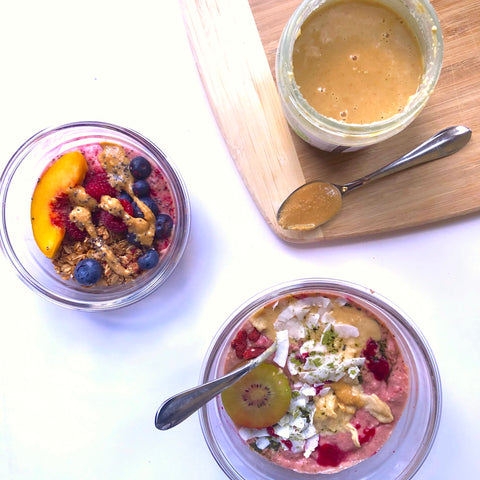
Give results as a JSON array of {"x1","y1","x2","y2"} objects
[{"x1": 276, "y1": 0, "x2": 443, "y2": 152}]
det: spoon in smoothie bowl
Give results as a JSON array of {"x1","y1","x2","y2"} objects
[
  {"x1": 155, "y1": 341, "x2": 278, "y2": 430},
  {"x1": 277, "y1": 125, "x2": 472, "y2": 231}
]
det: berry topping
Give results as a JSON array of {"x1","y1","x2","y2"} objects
[
  {"x1": 118, "y1": 198, "x2": 134, "y2": 216},
  {"x1": 132, "y1": 201, "x2": 144, "y2": 218},
  {"x1": 98, "y1": 210, "x2": 127, "y2": 233},
  {"x1": 129, "y1": 156, "x2": 152, "y2": 179},
  {"x1": 118, "y1": 191, "x2": 133, "y2": 203},
  {"x1": 65, "y1": 219, "x2": 87, "y2": 241},
  {"x1": 316, "y1": 443, "x2": 346, "y2": 467},
  {"x1": 126, "y1": 232, "x2": 142, "y2": 247},
  {"x1": 362, "y1": 338, "x2": 390, "y2": 381},
  {"x1": 137, "y1": 249, "x2": 160, "y2": 270},
  {"x1": 359, "y1": 426, "x2": 376, "y2": 445},
  {"x1": 74, "y1": 258, "x2": 103, "y2": 286},
  {"x1": 139, "y1": 197, "x2": 159, "y2": 217},
  {"x1": 84, "y1": 173, "x2": 117, "y2": 201},
  {"x1": 231, "y1": 329, "x2": 248, "y2": 359},
  {"x1": 247, "y1": 327, "x2": 261, "y2": 342},
  {"x1": 367, "y1": 356, "x2": 390, "y2": 381},
  {"x1": 155, "y1": 213, "x2": 173, "y2": 240},
  {"x1": 132, "y1": 179, "x2": 150, "y2": 197}
]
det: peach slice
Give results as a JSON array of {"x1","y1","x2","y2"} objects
[{"x1": 31, "y1": 151, "x2": 88, "y2": 258}]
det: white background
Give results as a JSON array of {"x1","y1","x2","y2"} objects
[{"x1": 0, "y1": 1, "x2": 478, "y2": 479}]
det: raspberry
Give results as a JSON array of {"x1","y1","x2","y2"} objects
[
  {"x1": 247, "y1": 328, "x2": 261, "y2": 342},
  {"x1": 231, "y1": 330, "x2": 248, "y2": 359},
  {"x1": 65, "y1": 219, "x2": 87, "y2": 241},
  {"x1": 118, "y1": 198, "x2": 134, "y2": 216},
  {"x1": 84, "y1": 173, "x2": 117, "y2": 201},
  {"x1": 98, "y1": 210, "x2": 127, "y2": 233}
]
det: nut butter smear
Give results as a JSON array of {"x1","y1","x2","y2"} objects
[{"x1": 292, "y1": 0, "x2": 424, "y2": 123}]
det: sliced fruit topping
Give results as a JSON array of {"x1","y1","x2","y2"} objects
[
  {"x1": 221, "y1": 363, "x2": 291, "y2": 429},
  {"x1": 74, "y1": 258, "x2": 103, "y2": 286},
  {"x1": 31, "y1": 151, "x2": 88, "y2": 258}
]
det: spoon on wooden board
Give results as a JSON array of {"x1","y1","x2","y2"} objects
[
  {"x1": 277, "y1": 125, "x2": 472, "y2": 231},
  {"x1": 154, "y1": 341, "x2": 278, "y2": 430}
]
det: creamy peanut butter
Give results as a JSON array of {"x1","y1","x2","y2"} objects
[
  {"x1": 277, "y1": 181, "x2": 342, "y2": 230},
  {"x1": 292, "y1": 0, "x2": 423, "y2": 124}
]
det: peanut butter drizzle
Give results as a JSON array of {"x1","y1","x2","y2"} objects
[
  {"x1": 98, "y1": 143, "x2": 156, "y2": 246},
  {"x1": 67, "y1": 185, "x2": 98, "y2": 210},
  {"x1": 69, "y1": 206, "x2": 134, "y2": 277}
]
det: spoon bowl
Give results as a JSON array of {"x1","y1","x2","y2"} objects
[{"x1": 277, "y1": 125, "x2": 472, "y2": 231}]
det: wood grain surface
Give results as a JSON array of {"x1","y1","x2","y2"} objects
[{"x1": 181, "y1": 0, "x2": 479, "y2": 243}]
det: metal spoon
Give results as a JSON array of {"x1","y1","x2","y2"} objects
[
  {"x1": 154, "y1": 341, "x2": 278, "y2": 430},
  {"x1": 277, "y1": 125, "x2": 472, "y2": 231}
]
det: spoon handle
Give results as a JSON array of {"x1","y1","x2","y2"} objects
[
  {"x1": 342, "y1": 126, "x2": 472, "y2": 193},
  {"x1": 154, "y1": 342, "x2": 277, "y2": 430}
]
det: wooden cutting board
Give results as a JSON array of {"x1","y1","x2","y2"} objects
[{"x1": 181, "y1": 0, "x2": 479, "y2": 243}]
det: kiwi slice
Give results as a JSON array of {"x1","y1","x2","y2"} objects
[{"x1": 221, "y1": 363, "x2": 291, "y2": 429}]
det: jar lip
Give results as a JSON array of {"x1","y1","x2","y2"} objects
[{"x1": 276, "y1": 0, "x2": 444, "y2": 139}]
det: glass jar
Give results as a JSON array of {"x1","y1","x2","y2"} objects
[{"x1": 275, "y1": 0, "x2": 443, "y2": 152}]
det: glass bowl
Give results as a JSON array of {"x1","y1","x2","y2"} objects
[
  {"x1": 199, "y1": 278, "x2": 441, "y2": 479},
  {"x1": 276, "y1": 0, "x2": 443, "y2": 151},
  {"x1": 0, "y1": 121, "x2": 190, "y2": 310}
]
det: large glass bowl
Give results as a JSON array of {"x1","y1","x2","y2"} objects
[
  {"x1": 0, "y1": 121, "x2": 190, "y2": 310},
  {"x1": 200, "y1": 278, "x2": 441, "y2": 479}
]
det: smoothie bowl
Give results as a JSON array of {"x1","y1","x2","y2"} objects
[
  {"x1": 200, "y1": 279, "x2": 441, "y2": 479},
  {"x1": 0, "y1": 121, "x2": 190, "y2": 310}
]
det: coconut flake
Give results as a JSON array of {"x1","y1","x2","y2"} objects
[
  {"x1": 304, "y1": 434, "x2": 320, "y2": 458},
  {"x1": 256, "y1": 437, "x2": 271, "y2": 450},
  {"x1": 333, "y1": 323, "x2": 359, "y2": 338},
  {"x1": 274, "y1": 330, "x2": 289, "y2": 367}
]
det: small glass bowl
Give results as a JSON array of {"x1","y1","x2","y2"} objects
[
  {"x1": 276, "y1": 0, "x2": 443, "y2": 152},
  {"x1": 200, "y1": 278, "x2": 441, "y2": 479},
  {"x1": 0, "y1": 121, "x2": 190, "y2": 310}
]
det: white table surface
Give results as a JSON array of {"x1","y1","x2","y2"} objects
[{"x1": 0, "y1": 1, "x2": 478, "y2": 479}]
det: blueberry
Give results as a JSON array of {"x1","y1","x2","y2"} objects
[
  {"x1": 129, "y1": 156, "x2": 152, "y2": 180},
  {"x1": 74, "y1": 258, "x2": 103, "y2": 286},
  {"x1": 118, "y1": 191, "x2": 133, "y2": 203},
  {"x1": 132, "y1": 202, "x2": 144, "y2": 218},
  {"x1": 126, "y1": 232, "x2": 142, "y2": 247},
  {"x1": 132, "y1": 179, "x2": 150, "y2": 197},
  {"x1": 139, "y1": 197, "x2": 159, "y2": 217},
  {"x1": 155, "y1": 213, "x2": 173, "y2": 240},
  {"x1": 137, "y1": 249, "x2": 160, "y2": 270}
]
